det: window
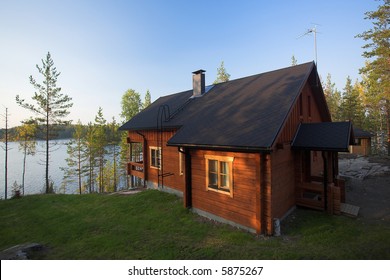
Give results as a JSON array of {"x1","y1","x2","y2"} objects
[
  {"x1": 150, "y1": 146, "x2": 161, "y2": 169},
  {"x1": 299, "y1": 94, "x2": 303, "y2": 116},
  {"x1": 354, "y1": 138, "x2": 362, "y2": 146},
  {"x1": 205, "y1": 155, "x2": 234, "y2": 196}
]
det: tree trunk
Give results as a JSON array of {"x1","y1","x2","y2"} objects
[
  {"x1": 45, "y1": 89, "x2": 50, "y2": 193},
  {"x1": 113, "y1": 145, "x2": 117, "y2": 192},
  {"x1": 45, "y1": 120, "x2": 50, "y2": 193},
  {"x1": 89, "y1": 153, "x2": 93, "y2": 193},
  {"x1": 77, "y1": 138, "x2": 82, "y2": 195},
  {"x1": 387, "y1": 101, "x2": 390, "y2": 156},
  {"x1": 22, "y1": 144, "x2": 27, "y2": 196},
  {"x1": 4, "y1": 108, "x2": 8, "y2": 199}
]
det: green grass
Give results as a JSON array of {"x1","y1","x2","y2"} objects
[{"x1": 0, "y1": 190, "x2": 389, "y2": 259}]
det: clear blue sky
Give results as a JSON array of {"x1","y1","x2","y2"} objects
[{"x1": 0, "y1": 0, "x2": 378, "y2": 127}]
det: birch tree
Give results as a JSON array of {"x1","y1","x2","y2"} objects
[{"x1": 16, "y1": 120, "x2": 37, "y2": 195}]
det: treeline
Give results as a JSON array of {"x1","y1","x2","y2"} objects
[
  {"x1": 61, "y1": 89, "x2": 151, "y2": 195},
  {"x1": 0, "y1": 124, "x2": 76, "y2": 141},
  {"x1": 323, "y1": 73, "x2": 388, "y2": 155},
  {"x1": 61, "y1": 108, "x2": 122, "y2": 195},
  {"x1": 324, "y1": 1, "x2": 389, "y2": 155}
]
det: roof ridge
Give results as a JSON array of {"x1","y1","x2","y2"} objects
[{"x1": 212, "y1": 61, "x2": 315, "y2": 87}]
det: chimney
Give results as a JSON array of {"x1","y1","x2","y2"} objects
[{"x1": 192, "y1": 69, "x2": 206, "y2": 97}]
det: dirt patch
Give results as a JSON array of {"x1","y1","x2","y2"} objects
[
  {"x1": 339, "y1": 155, "x2": 390, "y2": 224},
  {"x1": 109, "y1": 188, "x2": 145, "y2": 196}
]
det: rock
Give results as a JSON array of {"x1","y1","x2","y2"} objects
[{"x1": 0, "y1": 243, "x2": 43, "y2": 260}]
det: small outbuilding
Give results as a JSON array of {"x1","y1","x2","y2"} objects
[{"x1": 350, "y1": 128, "x2": 372, "y2": 156}]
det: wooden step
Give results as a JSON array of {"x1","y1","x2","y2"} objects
[{"x1": 340, "y1": 203, "x2": 360, "y2": 217}]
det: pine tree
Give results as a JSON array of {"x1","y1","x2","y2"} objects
[
  {"x1": 213, "y1": 61, "x2": 231, "y2": 84},
  {"x1": 340, "y1": 77, "x2": 366, "y2": 128},
  {"x1": 61, "y1": 120, "x2": 87, "y2": 194},
  {"x1": 356, "y1": 0, "x2": 390, "y2": 154},
  {"x1": 351, "y1": 80, "x2": 367, "y2": 129},
  {"x1": 323, "y1": 74, "x2": 341, "y2": 121},
  {"x1": 108, "y1": 117, "x2": 120, "y2": 192},
  {"x1": 94, "y1": 107, "x2": 107, "y2": 193},
  {"x1": 144, "y1": 90, "x2": 151, "y2": 109},
  {"x1": 360, "y1": 60, "x2": 388, "y2": 153},
  {"x1": 291, "y1": 55, "x2": 298, "y2": 66},
  {"x1": 83, "y1": 122, "x2": 97, "y2": 193},
  {"x1": 16, "y1": 52, "x2": 73, "y2": 193}
]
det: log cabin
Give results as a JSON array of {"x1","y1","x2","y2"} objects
[
  {"x1": 119, "y1": 62, "x2": 354, "y2": 235},
  {"x1": 349, "y1": 127, "x2": 372, "y2": 156}
]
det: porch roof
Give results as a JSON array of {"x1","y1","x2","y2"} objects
[{"x1": 291, "y1": 122, "x2": 354, "y2": 152}]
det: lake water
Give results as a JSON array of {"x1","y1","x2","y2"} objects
[{"x1": 0, "y1": 140, "x2": 126, "y2": 199}]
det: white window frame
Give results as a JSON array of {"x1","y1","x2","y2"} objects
[
  {"x1": 205, "y1": 155, "x2": 234, "y2": 197},
  {"x1": 149, "y1": 146, "x2": 161, "y2": 169}
]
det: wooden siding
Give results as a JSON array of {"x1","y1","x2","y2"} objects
[
  {"x1": 190, "y1": 150, "x2": 262, "y2": 232},
  {"x1": 127, "y1": 130, "x2": 185, "y2": 193},
  {"x1": 123, "y1": 79, "x2": 336, "y2": 235},
  {"x1": 276, "y1": 83, "x2": 325, "y2": 145},
  {"x1": 350, "y1": 138, "x2": 371, "y2": 156},
  {"x1": 296, "y1": 182, "x2": 341, "y2": 215},
  {"x1": 271, "y1": 144, "x2": 296, "y2": 219},
  {"x1": 270, "y1": 81, "x2": 332, "y2": 220},
  {"x1": 260, "y1": 153, "x2": 273, "y2": 235}
]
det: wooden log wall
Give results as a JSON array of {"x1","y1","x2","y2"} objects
[
  {"x1": 328, "y1": 184, "x2": 341, "y2": 215},
  {"x1": 350, "y1": 138, "x2": 371, "y2": 156},
  {"x1": 271, "y1": 144, "x2": 296, "y2": 219},
  {"x1": 190, "y1": 149, "x2": 261, "y2": 232},
  {"x1": 260, "y1": 153, "x2": 273, "y2": 235}
]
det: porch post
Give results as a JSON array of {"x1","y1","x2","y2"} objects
[
  {"x1": 184, "y1": 148, "x2": 192, "y2": 209},
  {"x1": 322, "y1": 151, "x2": 328, "y2": 211},
  {"x1": 129, "y1": 141, "x2": 134, "y2": 189}
]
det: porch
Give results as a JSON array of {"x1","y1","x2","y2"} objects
[
  {"x1": 291, "y1": 122, "x2": 354, "y2": 214},
  {"x1": 127, "y1": 161, "x2": 144, "y2": 179},
  {"x1": 296, "y1": 179, "x2": 345, "y2": 215},
  {"x1": 127, "y1": 138, "x2": 146, "y2": 186}
]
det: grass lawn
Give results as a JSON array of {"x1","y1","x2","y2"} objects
[{"x1": 0, "y1": 190, "x2": 389, "y2": 259}]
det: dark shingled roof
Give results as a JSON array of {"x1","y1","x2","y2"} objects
[
  {"x1": 120, "y1": 62, "x2": 329, "y2": 150},
  {"x1": 291, "y1": 122, "x2": 354, "y2": 152},
  {"x1": 353, "y1": 127, "x2": 372, "y2": 138}
]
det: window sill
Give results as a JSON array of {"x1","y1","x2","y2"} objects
[
  {"x1": 150, "y1": 166, "x2": 161, "y2": 170},
  {"x1": 207, "y1": 186, "x2": 233, "y2": 197}
]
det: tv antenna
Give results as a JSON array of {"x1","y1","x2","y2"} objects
[{"x1": 297, "y1": 24, "x2": 320, "y2": 66}]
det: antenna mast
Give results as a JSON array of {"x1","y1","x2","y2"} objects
[{"x1": 297, "y1": 24, "x2": 320, "y2": 67}]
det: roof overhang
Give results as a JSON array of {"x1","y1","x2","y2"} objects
[
  {"x1": 118, "y1": 125, "x2": 181, "y2": 131},
  {"x1": 291, "y1": 122, "x2": 354, "y2": 152},
  {"x1": 167, "y1": 142, "x2": 272, "y2": 153}
]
